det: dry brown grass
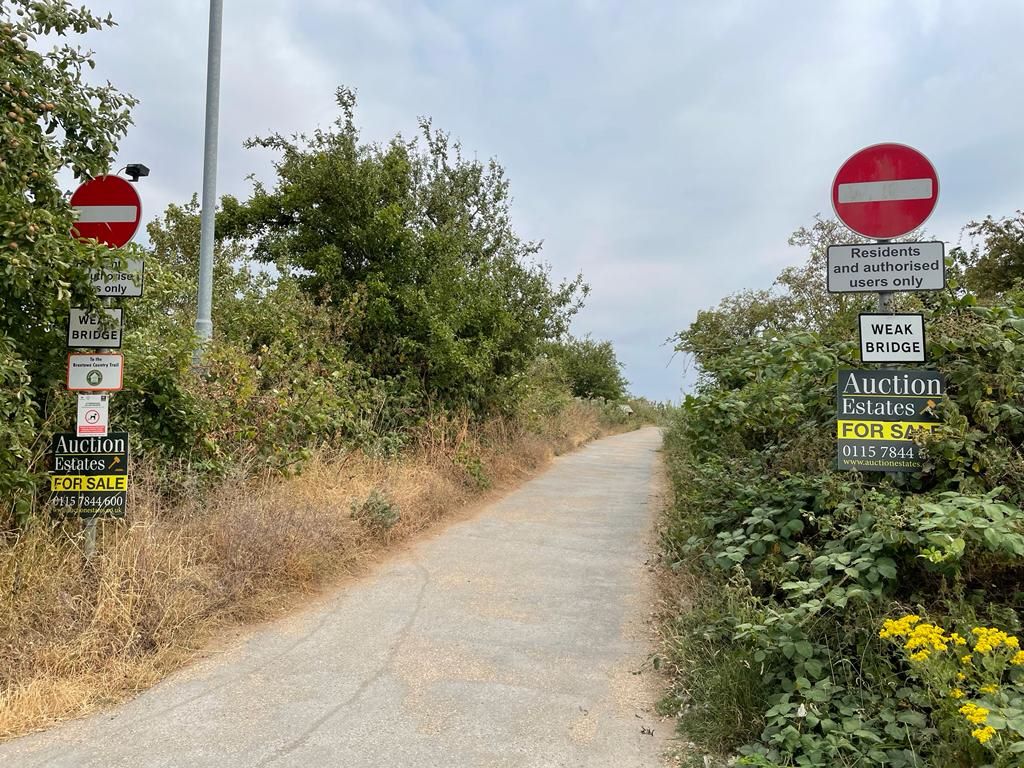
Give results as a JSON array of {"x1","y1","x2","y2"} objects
[{"x1": 0, "y1": 404, "x2": 624, "y2": 739}]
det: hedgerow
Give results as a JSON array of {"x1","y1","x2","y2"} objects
[
  {"x1": 661, "y1": 215, "x2": 1024, "y2": 766},
  {"x1": 0, "y1": 2, "x2": 636, "y2": 527}
]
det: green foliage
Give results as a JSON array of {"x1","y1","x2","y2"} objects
[
  {"x1": 517, "y1": 356, "x2": 575, "y2": 428},
  {"x1": 0, "y1": 2, "x2": 135, "y2": 523},
  {"x1": 674, "y1": 216, "x2": 920, "y2": 385},
  {"x1": 116, "y1": 200, "x2": 402, "y2": 474},
  {"x1": 624, "y1": 396, "x2": 674, "y2": 425},
  {"x1": 219, "y1": 87, "x2": 587, "y2": 413},
  {"x1": 661, "y1": 216, "x2": 1024, "y2": 766},
  {"x1": 0, "y1": 48, "x2": 625, "y2": 527},
  {"x1": 878, "y1": 615, "x2": 1024, "y2": 765},
  {"x1": 546, "y1": 335, "x2": 628, "y2": 401},
  {"x1": 350, "y1": 489, "x2": 399, "y2": 534},
  {"x1": 0, "y1": 8, "x2": 627, "y2": 527},
  {"x1": 952, "y1": 212, "x2": 1024, "y2": 299}
]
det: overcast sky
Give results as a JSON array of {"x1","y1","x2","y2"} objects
[{"x1": 78, "y1": 0, "x2": 1024, "y2": 402}]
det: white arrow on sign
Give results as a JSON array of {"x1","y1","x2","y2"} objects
[{"x1": 836, "y1": 179, "x2": 934, "y2": 204}]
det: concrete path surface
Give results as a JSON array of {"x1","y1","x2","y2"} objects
[{"x1": 1, "y1": 427, "x2": 670, "y2": 768}]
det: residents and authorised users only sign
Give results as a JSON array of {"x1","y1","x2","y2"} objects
[
  {"x1": 836, "y1": 369, "x2": 944, "y2": 472},
  {"x1": 827, "y1": 242, "x2": 945, "y2": 293}
]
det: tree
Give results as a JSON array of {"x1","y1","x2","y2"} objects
[
  {"x1": 0, "y1": 2, "x2": 135, "y2": 521},
  {"x1": 952, "y1": 211, "x2": 1024, "y2": 299},
  {"x1": 779, "y1": 215, "x2": 876, "y2": 335},
  {"x1": 219, "y1": 88, "x2": 587, "y2": 413},
  {"x1": 674, "y1": 215, "x2": 909, "y2": 384},
  {"x1": 549, "y1": 335, "x2": 627, "y2": 401}
]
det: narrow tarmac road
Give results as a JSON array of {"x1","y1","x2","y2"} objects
[{"x1": 2, "y1": 427, "x2": 670, "y2": 768}]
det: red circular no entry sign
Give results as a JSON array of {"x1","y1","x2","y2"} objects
[
  {"x1": 70, "y1": 175, "x2": 142, "y2": 248},
  {"x1": 831, "y1": 143, "x2": 938, "y2": 240}
]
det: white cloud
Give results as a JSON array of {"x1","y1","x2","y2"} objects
[{"x1": 72, "y1": 0, "x2": 1024, "y2": 401}]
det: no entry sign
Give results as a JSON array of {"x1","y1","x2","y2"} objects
[
  {"x1": 832, "y1": 143, "x2": 939, "y2": 240},
  {"x1": 70, "y1": 175, "x2": 142, "y2": 248}
]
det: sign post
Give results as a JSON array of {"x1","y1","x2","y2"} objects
[
  {"x1": 59, "y1": 173, "x2": 145, "y2": 556},
  {"x1": 831, "y1": 142, "x2": 942, "y2": 311},
  {"x1": 67, "y1": 353, "x2": 124, "y2": 392},
  {"x1": 76, "y1": 394, "x2": 110, "y2": 437},
  {"x1": 90, "y1": 257, "x2": 145, "y2": 298},
  {"x1": 826, "y1": 241, "x2": 945, "y2": 294},
  {"x1": 830, "y1": 143, "x2": 944, "y2": 474},
  {"x1": 67, "y1": 307, "x2": 123, "y2": 349},
  {"x1": 859, "y1": 313, "x2": 925, "y2": 363},
  {"x1": 831, "y1": 143, "x2": 939, "y2": 241},
  {"x1": 50, "y1": 432, "x2": 129, "y2": 517}
]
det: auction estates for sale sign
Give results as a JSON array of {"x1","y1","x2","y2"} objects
[
  {"x1": 50, "y1": 432, "x2": 129, "y2": 517},
  {"x1": 836, "y1": 369, "x2": 943, "y2": 472}
]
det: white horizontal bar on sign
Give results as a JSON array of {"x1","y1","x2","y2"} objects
[
  {"x1": 837, "y1": 178, "x2": 933, "y2": 204},
  {"x1": 73, "y1": 205, "x2": 138, "y2": 223}
]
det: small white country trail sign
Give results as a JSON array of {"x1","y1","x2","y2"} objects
[
  {"x1": 859, "y1": 313, "x2": 926, "y2": 363},
  {"x1": 76, "y1": 394, "x2": 110, "y2": 437},
  {"x1": 67, "y1": 307, "x2": 123, "y2": 349},
  {"x1": 67, "y1": 353, "x2": 124, "y2": 392}
]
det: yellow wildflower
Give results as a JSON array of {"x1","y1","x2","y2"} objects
[
  {"x1": 880, "y1": 615, "x2": 921, "y2": 639},
  {"x1": 972, "y1": 627, "x2": 1014, "y2": 654},
  {"x1": 959, "y1": 703, "x2": 990, "y2": 725},
  {"x1": 950, "y1": 688, "x2": 965, "y2": 699},
  {"x1": 1012, "y1": 651, "x2": 1024, "y2": 666},
  {"x1": 956, "y1": 673, "x2": 967, "y2": 681},
  {"x1": 951, "y1": 633, "x2": 967, "y2": 646},
  {"x1": 904, "y1": 622, "x2": 949, "y2": 653},
  {"x1": 909, "y1": 650, "x2": 931, "y2": 662},
  {"x1": 971, "y1": 725, "x2": 996, "y2": 744},
  {"x1": 961, "y1": 654, "x2": 973, "y2": 665},
  {"x1": 979, "y1": 684, "x2": 999, "y2": 694}
]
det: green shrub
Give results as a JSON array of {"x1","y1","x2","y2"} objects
[
  {"x1": 661, "y1": 221, "x2": 1024, "y2": 766},
  {"x1": 0, "y1": 9, "x2": 632, "y2": 527},
  {"x1": 545, "y1": 335, "x2": 628, "y2": 401},
  {"x1": 217, "y1": 88, "x2": 587, "y2": 415},
  {"x1": 350, "y1": 490, "x2": 400, "y2": 534},
  {"x1": 0, "y1": 1, "x2": 135, "y2": 525}
]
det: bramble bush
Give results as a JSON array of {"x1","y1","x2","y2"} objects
[{"x1": 661, "y1": 215, "x2": 1024, "y2": 766}]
